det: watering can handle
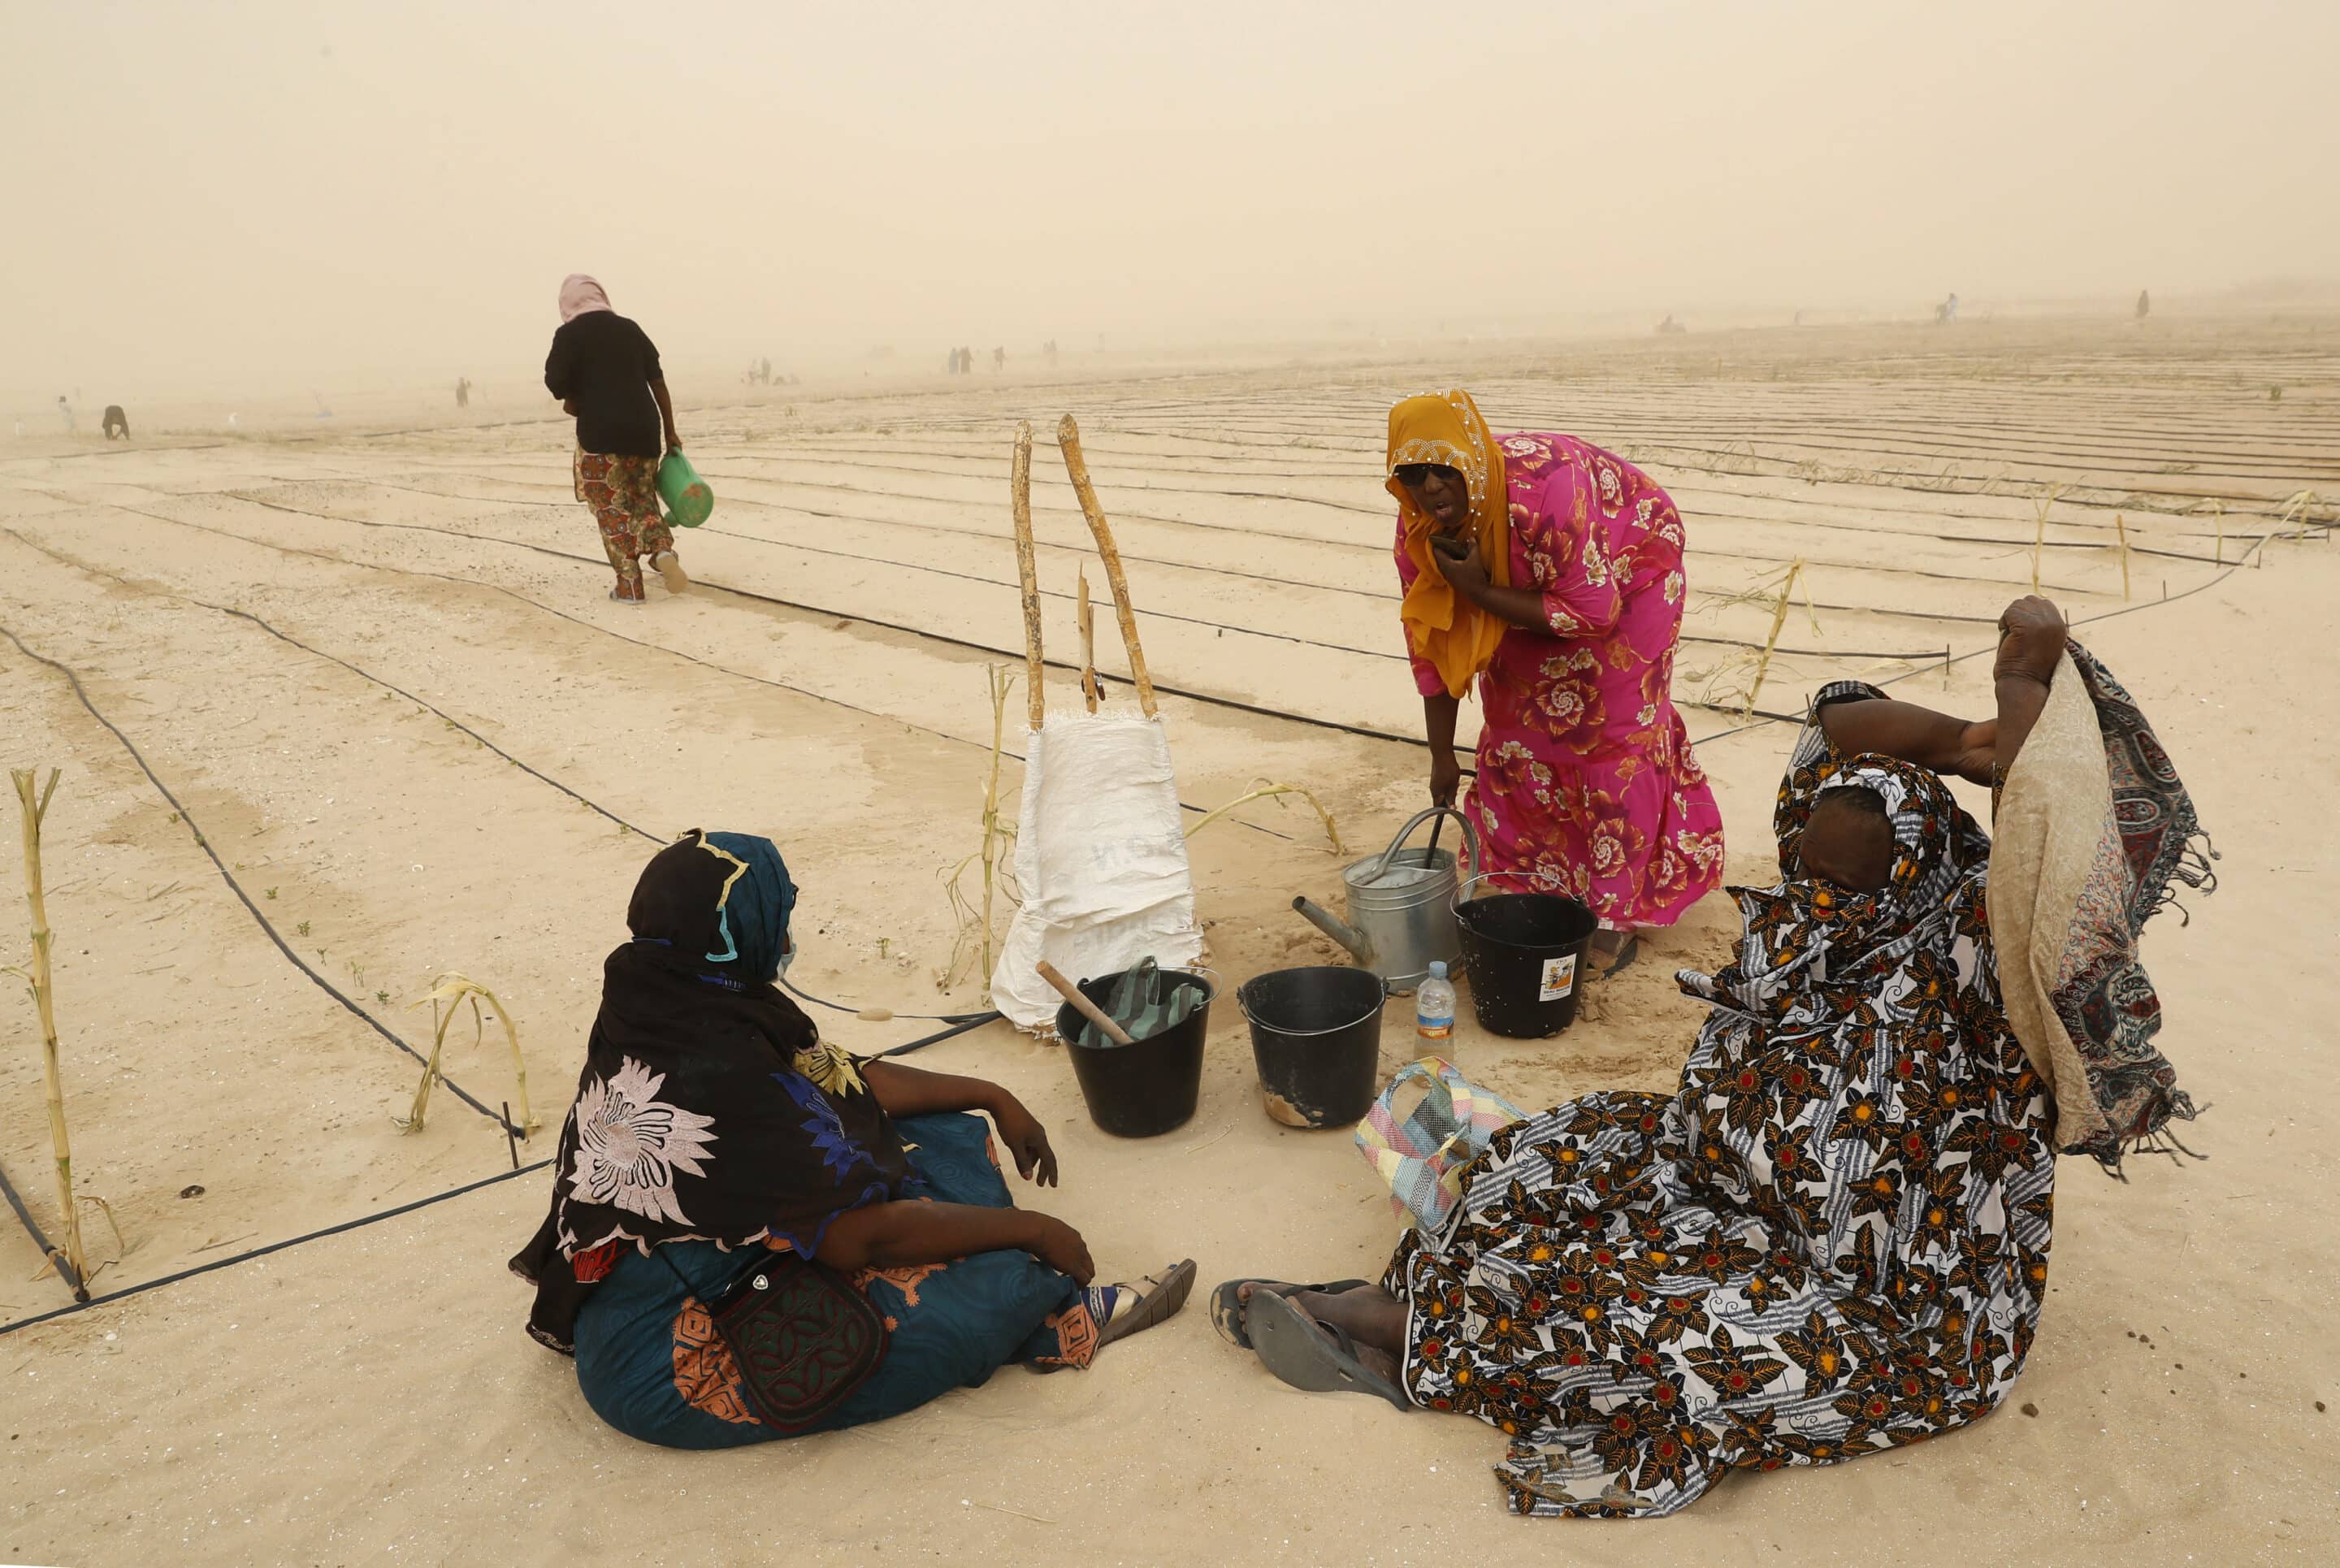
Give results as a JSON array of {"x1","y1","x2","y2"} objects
[{"x1": 1370, "y1": 806, "x2": 1480, "y2": 886}]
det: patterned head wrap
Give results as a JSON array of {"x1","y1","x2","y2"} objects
[{"x1": 1387, "y1": 389, "x2": 1514, "y2": 698}]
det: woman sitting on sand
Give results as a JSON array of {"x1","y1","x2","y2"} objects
[
  {"x1": 1220, "y1": 595, "x2": 2214, "y2": 1516},
  {"x1": 512, "y1": 831, "x2": 1195, "y2": 1447},
  {"x1": 544, "y1": 274, "x2": 690, "y2": 605},
  {"x1": 1388, "y1": 390, "x2": 1723, "y2": 975}
]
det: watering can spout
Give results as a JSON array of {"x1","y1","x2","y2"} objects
[{"x1": 1291, "y1": 894, "x2": 1376, "y2": 967}]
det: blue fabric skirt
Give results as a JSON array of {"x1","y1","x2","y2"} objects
[{"x1": 572, "y1": 1111, "x2": 1092, "y2": 1449}]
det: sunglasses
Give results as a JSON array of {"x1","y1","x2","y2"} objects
[{"x1": 1392, "y1": 462, "x2": 1462, "y2": 488}]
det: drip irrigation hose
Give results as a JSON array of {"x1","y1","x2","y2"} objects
[
  {"x1": 0, "y1": 1154, "x2": 85, "y2": 1300},
  {"x1": 0, "y1": 618, "x2": 505, "y2": 1126}
]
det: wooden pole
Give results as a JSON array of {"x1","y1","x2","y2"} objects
[
  {"x1": 1056, "y1": 414, "x2": 1159, "y2": 719},
  {"x1": 1009, "y1": 422, "x2": 1045, "y2": 731},
  {"x1": 11, "y1": 768, "x2": 86, "y2": 1298},
  {"x1": 1035, "y1": 960, "x2": 1135, "y2": 1046},
  {"x1": 2114, "y1": 513, "x2": 2132, "y2": 600},
  {"x1": 1077, "y1": 570, "x2": 1099, "y2": 713}
]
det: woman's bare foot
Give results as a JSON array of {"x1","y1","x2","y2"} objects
[
  {"x1": 1586, "y1": 929, "x2": 1640, "y2": 977},
  {"x1": 653, "y1": 552, "x2": 689, "y2": 595}
]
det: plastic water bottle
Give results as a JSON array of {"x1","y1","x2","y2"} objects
[{"x1": 1415, "y1": 961, "x2": 1456, "y2": 1057}]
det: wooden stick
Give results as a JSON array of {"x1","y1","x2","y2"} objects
[
  {"x1": 979, "y1": 665, "x2": 1011, "y2": 983},
  {"x1": 1009, "y1": 422, "x2": 1045, "y2": 730},
  {"x1": 2114, "y1": 513, "x2": 2132, "y2": 600},
  {"x1": 1056, "y1": 414, "x2": 1158, "y2": 719},
  {"x1": 11, "y1": 769, "x2": 85, "y2": 1299},
  {"x1": 1742, "y1": 561, "x2": 1800, "y2": 720},
  {"x1": 1035, "y1": 960, "x2": 1134, "y2": 1045},
  {"x1": 1077, "y1": 570, "x2": 1099, "y2": 713}
]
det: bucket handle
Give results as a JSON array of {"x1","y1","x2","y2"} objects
[
  {"x1": 1451, "y1": 868, "x2": 1586, "y2": 915},
  {"x1": 1367, "y1": 806, "x2": 1480, "y2": 887}
]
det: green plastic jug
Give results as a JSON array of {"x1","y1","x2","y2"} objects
[{"x1": 657, "y1": 448, "x2": 713, "y2": 528}]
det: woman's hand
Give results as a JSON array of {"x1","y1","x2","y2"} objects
[
  {"x1": 561, "y1": 399, "x2": 578, "y2": 416},
  {"x1": 1028, "y1": 1215, "x2": 1094, "y2": 1284},
  {"x1": 1430, "y1": 749, "x2": 1462, "y2": 808},
  {"x1": 665, "y1": 433, "x2": 683, "y2": 454},
  {"x1": 1993, "y1": 596, "x2": 2067, "y2": 684},
  {"x1": 987, "y1": 1093, "x2": 1059, "y2": 1187},
  {"x1": 1431, "y1": 535, "x2": 1489, "y2": 601}
]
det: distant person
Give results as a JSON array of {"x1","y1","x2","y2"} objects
[
  {"x1": 456, "y1": 377, "x2": 471, "y2": 409},
  {"x1": 960, "y1": 345, "x2": 973, "y2": 376},
  {"x1": 993, "y1": 346, "x2": 1005, "y2": 370},
  {"x1": 55, "y1": 396, "x2": 75, "y2": 433},
  {"x1": 1656, "y1": 314, "x2": 1686, "y2": 335},
  {"x1": 544, "y1": 273, "x2": 688, "y2": 605},
  {"x1": 2136, "y1": 289, "x2": 2152, "y2": 321},
  {"x1": 1935, "y1": 292, "x2": 1960, "y2": 324},
  {"x1": 102, "y1": 405, "x2": 129, "y2": 440},
  {"x1": 760, "y1": 357, "x2": 774, "y2": 385}
]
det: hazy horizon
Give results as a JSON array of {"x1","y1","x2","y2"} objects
[{"x1": 6, "y1": 0, "x2": 2336, "y2": 401}]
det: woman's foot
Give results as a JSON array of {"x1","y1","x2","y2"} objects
[
  {"x1": 1212, "y1": 1277, "x2": 1368, "y2": 1349},
  {"x1": 1245, "y1": 1288, "x2": 1412, "y2": 1410},
  {"x1": 1586, "y1": 929, "x2": 1640, "y2": 980},
  {"x1": 1093, "y1": 1258, "x2": 1198, "y2": 1350},
  {"x1": 653, "y1": 551, "x2": 689, "y2": 595}
]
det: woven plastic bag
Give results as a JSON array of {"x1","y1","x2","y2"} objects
[
  {"x1": 988, "y1": 416, "x2": 1202, "y2": 1033},
  {"x1": 1354, "y1": 1058, "x2": 1526, "y2": 1236}
]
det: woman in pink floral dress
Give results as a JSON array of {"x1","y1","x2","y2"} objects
[{"x1": 1389, "y1": 390, "x2": 1722, "y2": 968}]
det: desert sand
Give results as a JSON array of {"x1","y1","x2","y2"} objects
[{"x1": 2, "y1": 314, "x2": 2334, "y2": 1565}]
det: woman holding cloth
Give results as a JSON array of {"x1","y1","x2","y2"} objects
[{"x1": 1388, "y1": 391, "x2": 1723, "y2": 971}]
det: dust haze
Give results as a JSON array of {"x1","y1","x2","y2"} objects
[{"x1": 5, "y1": 0, "x2": 2336, "y2": 398}]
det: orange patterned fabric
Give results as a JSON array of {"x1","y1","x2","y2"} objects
[
  {"x1": 1029, "y1": 1301, "x2": 1099, "y2": 1370},
  {"x1": 670, "y1": 1296, "x2": 760, "y2": 1425}
]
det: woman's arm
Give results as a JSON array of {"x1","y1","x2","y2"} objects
[
  {"x1": 862, "y1": 1059, "x2": 1058, "y2": 1185},
  {"x1": 1424, "y1": 691, "x2": 1462, "y2": 806},
  {"x1": 1819, "y1": 596, "x2": 2067, "y2": 783},
  {"x1": 544, "y1": 333, "x2": 574, "y2": 401},
  {"x1": 650, "y1": 376, "x2": 680, "y2": 452},
  {"x1": 814, "y1": 1198, "x2": 1093, "y2": 1282}
]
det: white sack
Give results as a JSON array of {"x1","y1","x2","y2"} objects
[{"x1": 990, "y1": 711, "x2": 1202, "y2": 1032}]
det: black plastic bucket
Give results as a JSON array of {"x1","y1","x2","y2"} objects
[
  {"x1": 1454, "y1": 878, "x2": 1599, "y2": 1038},
  {"x1": 1055, "y1": 968, "x2": 1215, "y2": 1138},
  {"x1": 1236, "y1": 966, "x2": 1387, "y2": 1129}
]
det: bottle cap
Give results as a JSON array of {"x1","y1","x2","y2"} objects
[{"x1": 1428, "y1": 960, "x2": 1447, "y2": 979}]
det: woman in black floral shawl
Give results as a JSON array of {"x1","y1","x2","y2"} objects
[
  {"x1": 1220, "y1": 596, "x2": 2213, "y2": 1515},
  {"x1": 513, "y1": 830, "x2": 1194, "y2": 1447}
]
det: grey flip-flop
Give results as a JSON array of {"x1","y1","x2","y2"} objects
[
  {"x1": 1246, "y1": 1289, "x2": 1413, "y2": 1413},
  {"x1": 1209, "y1": 1278, "x2": 1371, "y2": 1350},
  {"x1": 1097, "y1": 1258, "x2": 1198, "y2": 1351}
]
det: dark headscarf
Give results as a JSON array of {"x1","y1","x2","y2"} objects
[{"x1": 510, "y1": 831, "x2": 912, "y2": 1354}]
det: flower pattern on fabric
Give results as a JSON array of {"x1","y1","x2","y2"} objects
[
  {"x1": 1395, "y1": 433, "x2": 1723, "y2": 929},
  {"x1": 567, "y1": 1057, "x2": 717, "y2": 1227},
  {"x1": 792, "y1": 1038, "x2": 867, "y2": 1098},
  {"x1": 574, "y1": 448, "x2": 674, "y2": 601},
  {"x1": 1381, "y1": 711, "x2": 2054, "y2": 1518}
]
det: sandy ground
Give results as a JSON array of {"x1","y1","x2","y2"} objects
[{"x1": 0, "y1": 316, "x2": 2334, "y2": 1566}]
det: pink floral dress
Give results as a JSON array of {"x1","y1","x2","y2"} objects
[{"x1": 1395, "y1": 434, "x2": 1725, "y2": 929}]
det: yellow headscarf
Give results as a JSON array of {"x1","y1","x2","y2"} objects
[{"x1": 1388, "y1": 389, "x2": 1512, "y2": 698}]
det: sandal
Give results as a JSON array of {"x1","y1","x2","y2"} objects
[
  {"x1": 1094, "y1": 1258, "x2": 1197, "y2": 1351},
  {"x1": 1246, "y1": 1289, "x2": 1413, "y2": 1413},
  {"x1": 1590, "y1": 934, "x2": 1640, "y2": 981},
  {"x1": 1210, "y1": 1278, "x2": 1370, "y2": 1350}
]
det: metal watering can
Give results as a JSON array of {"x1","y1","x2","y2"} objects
[{"x1": 1291, "y1": 807, "x2": 1479, "y2": 994}]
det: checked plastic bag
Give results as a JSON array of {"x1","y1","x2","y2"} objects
[{"x1": 1354, "y1": 1058, "x2": 1526, "y2": 1237}]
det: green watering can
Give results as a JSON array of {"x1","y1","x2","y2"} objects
[{"x1": 657, "y1": 448, "x2": 713, "y2": 528}]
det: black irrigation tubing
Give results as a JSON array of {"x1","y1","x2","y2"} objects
[
  {"x1": 20, "y1": 497, "x2": 1321, "y2": 841},
  {"x1": 0, "y1": 1155, "x2": 85, "y2": 1300},
  {"x1": 2, "y1": 527, "x2": 656, "y2": 843},
  {"x1": 0, "y1": 617, "x2": 505, "y2": 1127},
  {"x1": 0, "y1": 1157, "x2": 557, "y2": 1338}
]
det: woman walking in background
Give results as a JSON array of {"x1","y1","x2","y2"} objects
[
  {"x1": 1387, "y1": 390, "x2": 1722, "y2": 974},
  {"x1": 545, "y1": 275, "x2": 688, "y2": 604}
]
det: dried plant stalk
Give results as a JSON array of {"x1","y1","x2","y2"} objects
[
  {"x1": 1009, "y1": 422, "x2": 1045, "y2": 730},
  {"x1": 978, "y1": 665, "x2": 1012, "y2": 984},
  {"x1": 2114, "y1": 513, "x2": 2132, "y2": 600},
  {"x1": 2030, "y1": 484, "x2": 2065, "y2": 594},
  {"x1": 1183, "y1": 782, "x2": 1346, "y2": 855},
  {"x1": 1743, "y1": 561, "x2": 1804, "y2": 720},
  {"x1": 396, "y1": 974, "x2": 535, "y2": 1137},
  {"x1": 9, "y1": 768, "x2": 86, "y2": 1299},
  {"x1": 1056, "y1": 414, "x2": 1158, "y2": 718},
  {"x1": 1077, "y1": 570, "x2": 1099, "y2": 713}
]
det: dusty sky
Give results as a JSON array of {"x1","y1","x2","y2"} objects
[{"x1": 4, "y1": 0, "x2": 2335, "y2": 396}]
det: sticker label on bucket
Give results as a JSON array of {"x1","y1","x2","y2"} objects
[{"x1": 1539, "y1": 954, "x2": 1578, "y2": 1001}]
